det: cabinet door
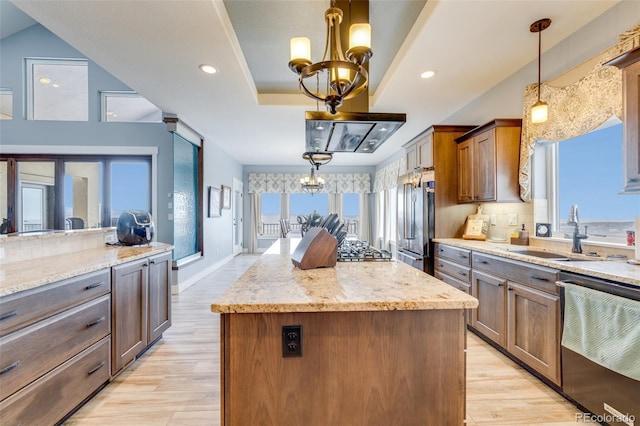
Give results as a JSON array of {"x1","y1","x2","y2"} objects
[
  {"x1": 507, "y1": 282, "x2": 560, "y2": 385},
  {"x1": 112, "y1": 258, "x2": 148, "y2": 374},
  {"x1": 474, "y1": 129, "x2": 496, "y2": 201},
  {"x1": 406, "y1": 144, "x2": 417, "y2": 172},
  {"x1": 457, "y1": 139, "x2": 474, "y2": 202},
  {"x1": 471, "y1": 270, "x2": 506, "y2": 346},
  {"x1": 622, "y1": 60, "x2": 640, "y2": 192},
  {"x1": 148, "y1": 252, "x2": 172, "y2": 343},
  {"x1": 417, "y1": 135, "x2": 433, "y2": 168}
]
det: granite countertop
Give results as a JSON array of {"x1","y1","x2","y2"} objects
[
  {"x1": 211, "y1": 239, "x2": 478, "y2": 314},
  {"x1": 434, "y1": 238, "x2": 640, "y2": 287},
  {"x1": 0, "y1": 242, "x2": 174, "y2": 297}
]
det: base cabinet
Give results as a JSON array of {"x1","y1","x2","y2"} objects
[
  {"x1": 0, "y1": 270, "x2": 111, "y2": 426},
  {"x1": 471, "y1": 269, "x2": 506, "y2": 346},
  {"x1": 112, "y1": 252, "x2": 172, "y2": 375},
  {"x1": 471, "y1": 251, "x2": 561, "y2": 385},
  {"x1": 434, "y1": 243, "x2": 472, "y2": 324}
]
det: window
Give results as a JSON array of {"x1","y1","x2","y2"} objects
[
  {"x1": 260, "y1": 193, "x2": 281, "y2": 236},
  {"x1": 0, "y1": 89, "x2": 12, "y2": 120},
  {"x1": 0, "y1": 155, "x2": 152, "y2": 234},
  {"x1": 26, "y1": 58, "x2": 88, "y2": 121},
  {"x1": 553, "y1": 123, "x2": 639, "y2": 244},
  {"x1": 289, "y1": 193, "x2": 329, "y2": 224},
  {"x1": 101, "y1": 91, "x2": 162, "y2": 122},
  {"x1": 109, "y1": 161, "x2": 150, "y2": 225},
  {"x1": 342, "y1": 193, "x2": 360, "y2": 235}
]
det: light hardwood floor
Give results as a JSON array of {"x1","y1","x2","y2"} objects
[{"x1": 64, "y1": 255, "x2": 580, "y2": 425}]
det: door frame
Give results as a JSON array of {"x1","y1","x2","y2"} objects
[{"x1": 232, "y1": 177, "x2": 244, "y2": 255}]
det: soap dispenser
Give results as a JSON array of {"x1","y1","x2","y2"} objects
[{"x1": 511, "y1": 224, "x2": 529, "y2": 246}]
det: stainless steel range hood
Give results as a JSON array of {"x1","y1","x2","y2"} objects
[{"x1": 305, "y1": 111, "x2": 406, "y2": 154}]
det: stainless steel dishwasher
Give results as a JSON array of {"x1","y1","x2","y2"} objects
[{"x1": 557, "y1": 272, "x2": 639, "y2": 426}]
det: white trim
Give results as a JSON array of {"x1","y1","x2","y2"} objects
[
  {"x1": 164, "y1": 115, "x2": 202, "y2": 147},
  {"x1": 172, "y1": 253, "x2": 234, "y2": 294}
]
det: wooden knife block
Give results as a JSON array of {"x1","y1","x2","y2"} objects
[{"x1": 291, "y1": 227, "x2": 337, "y2": 270}]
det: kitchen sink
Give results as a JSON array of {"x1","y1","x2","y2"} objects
[{"x1": 508, "y1": 249, "x2": 602, "y2": 261}]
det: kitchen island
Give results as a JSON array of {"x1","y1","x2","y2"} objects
[{"x1": 211, "y1": 239, "x2": 478, "y2": 426}]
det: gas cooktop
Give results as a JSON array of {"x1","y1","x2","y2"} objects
[{"x1": 337, "y1": 240, "x2": 392, "y2": 262}]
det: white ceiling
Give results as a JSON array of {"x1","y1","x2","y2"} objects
[{"x1": 5, "y1": 0, "x2": 620, "y2": 167}]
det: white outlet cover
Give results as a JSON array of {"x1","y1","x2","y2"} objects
[{"x1": 508, "y1": 214, "x2": 518, "y2": 226}]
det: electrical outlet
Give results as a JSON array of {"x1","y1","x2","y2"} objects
[
  {"x1": 508, "y1": 213, "x2": 518, "y2": 226},
  {"x1": 282, "y1": 325, "x2": 302, "y2": 357}
]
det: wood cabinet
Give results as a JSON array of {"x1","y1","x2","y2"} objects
[
  {"x1": 606, "y1": 47, "x2": 640, "y2": 193},
  {"x1": 404, "y1": 132, "x2": 434, "y2": 172},
  {"x1": 111, "y1": 252, "x2": 172, "y2": 375},
  {"x1": 471, "y1": 251, "x2": 561, "y2": 385},
  {"x1": 403, "y1": 125, "x2": 477, "y2": 239},
  {"x1": 455, "y1": 119, "x2": 522, "y2": 203},
  {"x1": 148, "y1": 252, "x2": 172, "y2": 342},
  {"x1": 0, "y1": 270, "x2": 111, "y2": 425}
]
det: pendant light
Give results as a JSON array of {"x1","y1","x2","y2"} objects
[{"x1": 530, "y1": 18, "x2": 551, "y2": 124}]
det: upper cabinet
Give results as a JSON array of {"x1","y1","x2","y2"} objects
[
  {"x1": 403, "y1": 132, "x2": 434, "y2": 172},
  {"x1": 606, "y1": 47, "x2": 640, "y2": 193},
  {"x1": 455, "y1": 119, "x2": 522, "y2": 203}
]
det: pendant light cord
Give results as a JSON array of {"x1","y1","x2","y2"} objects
[{"x1": 537, "y1": 25, "x2": 542, "y2": 102}]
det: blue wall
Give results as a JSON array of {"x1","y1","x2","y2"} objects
[{"x1": 0, "y1": 24, "x2": 244, "y2": 289}]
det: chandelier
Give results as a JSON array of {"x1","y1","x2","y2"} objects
[
  {"x1": 300, "y1": 167, "x2": 325, "y2": 194},
  {"x1": 300, "y1": 151, "x2": 332, "y2": 194},
  {"x1": 288, "y1": 1, "x2": 372, "y2": 114}
]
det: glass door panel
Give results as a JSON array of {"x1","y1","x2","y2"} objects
[{"x1": 17, "y1": 161, "x2": 55, "y2": 232}]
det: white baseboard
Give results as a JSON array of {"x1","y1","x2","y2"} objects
[{"x1": 171, "y1": 254, "x2": 234, "y2": 294}]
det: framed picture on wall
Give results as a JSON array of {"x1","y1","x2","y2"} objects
[
  {"x1": 221, "y1": 185, "x2": 231, "y2": 210},
  {"x1": 208, "y1": 186, "x2": 222, "y2": 218}
]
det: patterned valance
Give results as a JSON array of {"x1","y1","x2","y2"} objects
[
  {"x1": 373, "y1": 157, "x2": 406, "y2": 192},
  {"x1": 519, "y1": 21, "x2": 640, "y2": 201},
  {"x1": 248, "y1": 172, "x2": 371, "y2": 194}
]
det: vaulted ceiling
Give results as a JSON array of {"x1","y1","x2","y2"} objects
[{"x1": 4, "y1": 0, "x2": 621, "y2": 166}]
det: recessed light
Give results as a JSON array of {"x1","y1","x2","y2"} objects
[
  {"x1": 199, "y1": 64, "x2": 217, "y2": 74},
  {"x1": 316, "y1": 125, "x2": 325, "y2": 130},
  {"x1": 106, "y1": 111, "x2": 114, "y2": 116},
  {"x1": 39, "y1": 77, "x2": 51, "y2": 84},
  {"x1": 420, "y1": 70, "x2": 436, "y2": 79},
  {"x1": 52, "y1": 83, "x2": 60, "y2": 88},
  {"x1": 379, "y1": 127, "x2": 387, "y2": 132}
]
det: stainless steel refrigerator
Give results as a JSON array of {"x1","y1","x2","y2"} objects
[{"x1": 396, "y1": 169, "x2": 435, "y2": 275}]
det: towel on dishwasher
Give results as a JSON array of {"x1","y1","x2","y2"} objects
[{"x1": 562, "y1": 283, "x2": 640, "y2": 381}]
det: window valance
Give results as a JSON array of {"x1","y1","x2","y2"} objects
[
  {"x1": 373, "y1": 157, "x2": 406, "y2": 192},
  {"x1": 518, "y1": 22, "x2": 639, "y2": 201},
  {"x1": 248, "y1": 172, "x2": 371, "y2": 194}
]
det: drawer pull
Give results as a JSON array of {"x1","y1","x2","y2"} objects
[
  {"x1": 85, "y1": 282, "x2": 103, "y2": 290},
  {"x1": 456, "y1": 271, "x2": 467, "y2": 277},
  {"x1": 497, "y1": 283, "x2": 503, "y2": 287},
  {"x1": 477, "y1": 260, "x2": 489, "y2": 264},
  {"x1": 508, "y1": 287, "x2": 514, "y2": 291},
  {"x1": 0, "y1": 361, "x2": 20, "y2": 375},
  {"x1": 149, "y1": 259, "x2": 156, "y2": 264},
  {"x1": 0, "y1": 310, "x2": 18, "y2": 321},
  {"x1": 531, "y1": 275, "x2": 549, "y2": 282},
  {"x1": 87, "y1": 361, "x2": 105, "y2": 375},
  {"x1": 86, "y1": 316, "x2": 106, "y2": 328}
]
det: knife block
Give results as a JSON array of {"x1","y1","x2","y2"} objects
[{"x1": 291, "y1": 227, "x2": 337, "y2": 270}]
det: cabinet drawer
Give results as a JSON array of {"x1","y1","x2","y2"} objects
[
  {"x1": 472, "y1": 252, "x2": 559, "y2": 294},
  {"x1": 0, "y1": 336, "x2": 110, "y2": 426},
  {"x1": 435, "y1": 257, "x2": 471, "y2": 283},
  {"x1": 0, "y1": 269, "x2": 110, "y2": 337},
  {"x1": 435, "y1": 271, "x2": 471, "y2": 294},
  {"x1": 434, "y1": 244, "x2": 471, "y2": 266},
  {"x1": 0, "y1": 294, "x2": 110, "y2": 401}
]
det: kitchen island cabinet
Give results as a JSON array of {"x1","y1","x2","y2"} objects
[{"x1": 211, "y1": 239, "x2": 478, "y2": 426}]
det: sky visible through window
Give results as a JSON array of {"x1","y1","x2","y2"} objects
[{"x1": 558, "y1": 123, "x2": 639, "y2": 238}]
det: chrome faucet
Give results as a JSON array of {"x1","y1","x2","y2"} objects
[{"x1": 567, "y1": 204, "x2": 588, "y2": 253}]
